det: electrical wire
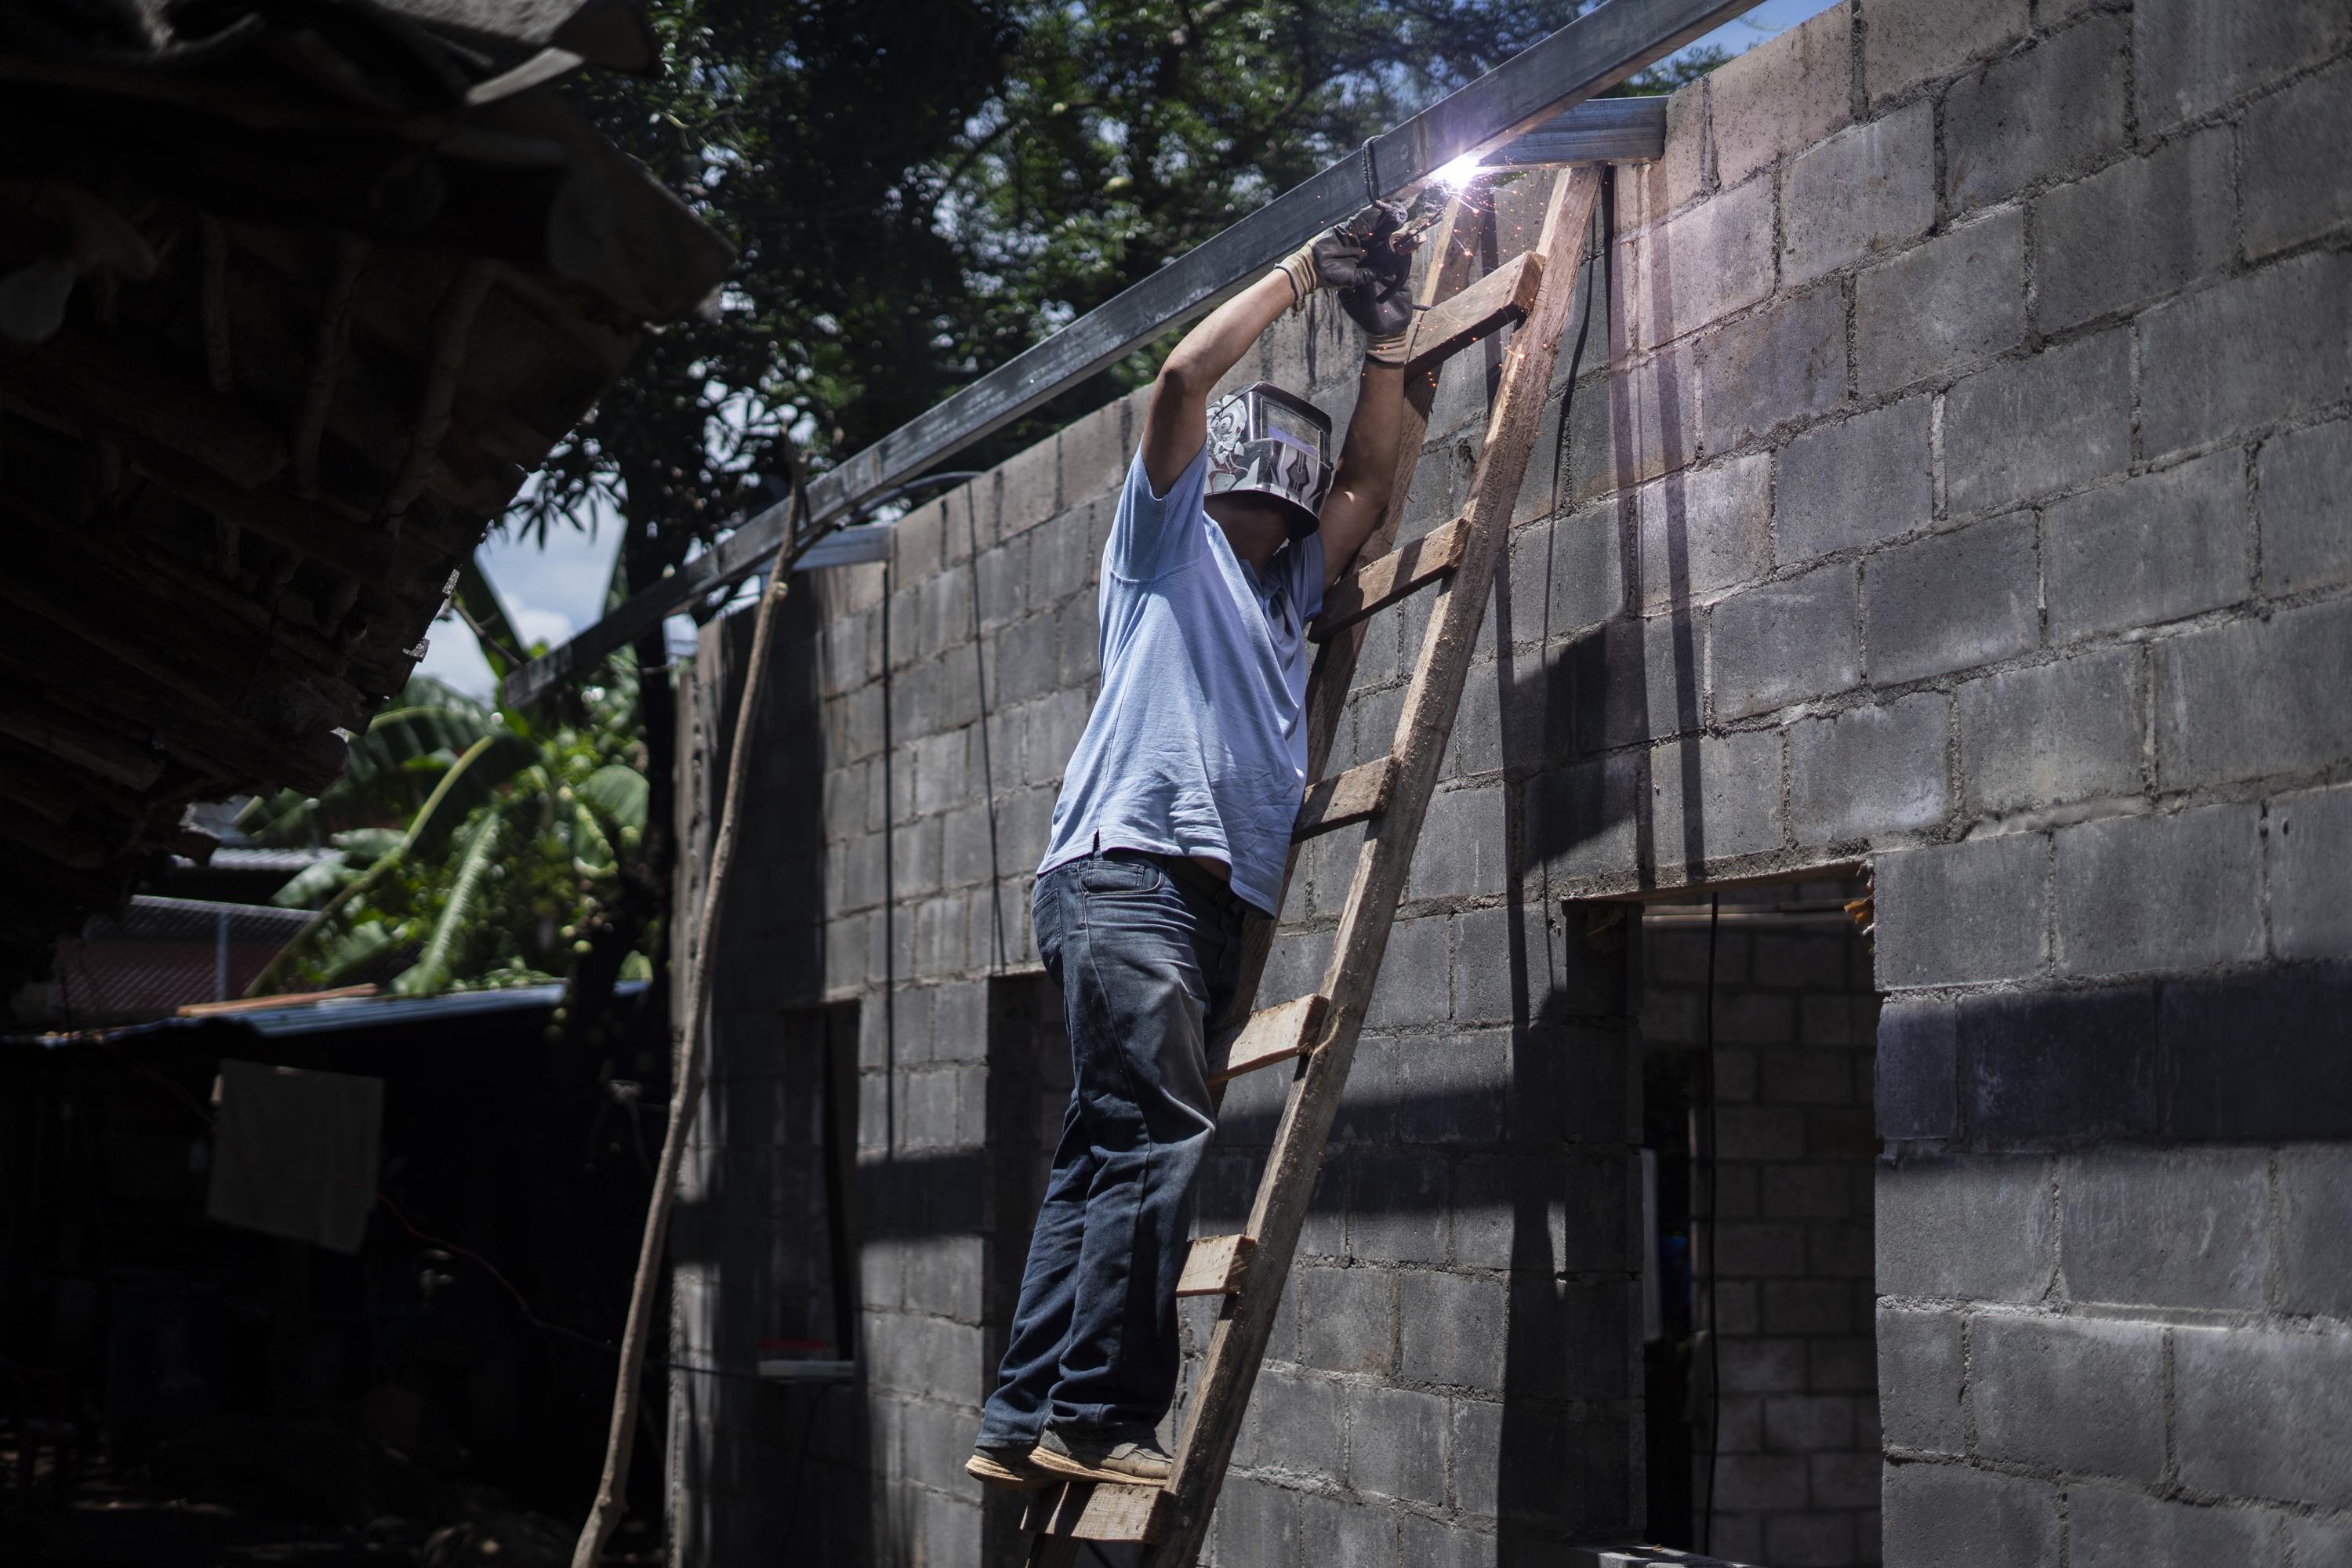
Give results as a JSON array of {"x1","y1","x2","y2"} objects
[
  {"x1": 1699, "y1": 891, "x2": 1722, "y2": 1554},
  {"x1": 964, "y1": 489, "x2": 1008, "y2": 972}
]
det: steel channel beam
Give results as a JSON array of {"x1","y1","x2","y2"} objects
[{"x1": 506, "y1": 0, "x2": 1747, "y2": 705}]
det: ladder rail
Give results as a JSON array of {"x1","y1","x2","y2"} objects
[{"x1": 1143, "y1": 165, "x2": 1606, "y2": 1568}]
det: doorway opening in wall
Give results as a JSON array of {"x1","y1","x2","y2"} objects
[{"x1": 1624, "y1": 874, "x2": 1882, "y2": 1568}]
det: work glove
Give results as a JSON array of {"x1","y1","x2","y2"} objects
[
  {"x1": 1339, "y1": 248, "x2": 1416, "y2": 365},
  {"x1": 1274, "y1": 200, "x2": 1415, "y2": 309}
]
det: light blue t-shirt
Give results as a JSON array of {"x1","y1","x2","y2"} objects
[{"x1": 1037, "y1": 444, "x2": 1325, "y2": 915}]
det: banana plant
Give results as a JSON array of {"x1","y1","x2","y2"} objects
[{"x1": 240, "y1": 553, "x2": 656, "y2": 999}]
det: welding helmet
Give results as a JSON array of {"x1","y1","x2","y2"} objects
[{"x1": 1205, "y1": 382, "x2": 1334, "y2": 541}]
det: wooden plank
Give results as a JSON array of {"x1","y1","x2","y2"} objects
[
  {"x1": 1403, "y1": 252, "x2": 1543, "y2": 375},
  {"x1": 1206, "y1": 994, "x2": 1330, "y2": 1086},
  {"x1": 1019, "y1": 1481, "x2": 1166, "y2": 1542},
  {"x1": 1292, "y1": 759, "x2": 1393, "y2": 840},
  {"x1": 507, "y1": 0, "x2": 1767, "y2": 704},
  {"x1": 1143, "y1": 166, "x2": 1606, "y2": 1568},
  {"x1": 1175, "y1": 1234, "x2": 1254, "y2": 1298},
  {"x1": 1312, "y1": 517, "x2": 1468, "y2": 642}
]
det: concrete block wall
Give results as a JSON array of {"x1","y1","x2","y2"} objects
[
  {"x1": 1642, "y1": 908, "x2": 1882, "y2": 1565},
  {"x1": 669, "y1": 0, "x2": 2352, "y2": 1560}
]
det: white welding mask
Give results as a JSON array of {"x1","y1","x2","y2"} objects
[{"x1": 1205, "y1": 382, "x2": 1335, "y2": 541}]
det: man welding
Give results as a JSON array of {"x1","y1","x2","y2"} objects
[{"x1": 969, "y1": 202, "x2": 1419, "y2": 1489}]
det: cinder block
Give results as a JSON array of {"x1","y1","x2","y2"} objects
[
  {"x1": 2274, "y1": 783, "x2": 2352, "y2": 963},
  {"x1": 993, "y1": 436, "x2": 1060, "y2": 538},
  {"x1": 1872, "y1": 1467, "x2": 2060, "y2": 1561},
  {"x1": 1367, "y1": 916, "x2": 1449, "y2": 1030},
  {"x1": 1721, "y1": 1337, "x2": 1812, "y2": 1396},
  {"x1": 1570, "y1": 341, "x2": 1702, "y2": 503},
  {"x1": 2258, "y1": 418, "x2": 2352, "y2": 595},
  {"x1": 1856, "y1": 208, "x2": 2027, "y2": 394},
  {"x1": 2141, "y1": 253, "x2": 2352, "y2": 458},
  {"x1": 1863, "y1": 513, "x2": 2039, "y2": 685},
  {"x1": 1809, "y1": 1450, "x2": 1882, "y2": 1510},
  {"x1": 1973, "y1": 1314, "x2": 2166, "y2": 1479},
  {"x1": 1628, "y1": 176, "x2": 1777, "y2": 350},
  {"x1": 1714, "y1": 1450, "x2": 1809, "y2": 1509},
  {"x1": 1407, "y1": 783, "x2": 1508, "y2": 902},
  {"x1": 2175, "y1": 1323, "x2": 2352, "y2": 1508},
  {"x1": 1876, "y1": 996, "x2": 1958, "y2": 1138},
  {"x1": 2154, "y1": 597, "x2": 2352, "y2": 788},
  {"x1": 1958, "y1": 649, "x2": 2141, "y2": 816},
  {"x1": 2053, "y1": 804, "x2": 2264, "y2": 977},
  {"x1": 1788, "y1": 691, "x2": 1951, "y2": 844},
  {"x1": 2048, "y1": 452, "x2": 2249, "y2": 643},
  {"x1": 1296, "y1": 1265, "x2": 1392, "y2": 1375},
  {"x1": 1693, "y1": 282, "x2": 1848, "y2": 455},
  {"x1": 1397, "y1": 1272, "x2": 1508, "y2": 1392},
  {"x1": 1347, "y1": 1154, "x2": 1449, "y2": 1265},
  {"x1": 2060, "y1": 1147, "x2": 2268, "y2": 1310},
  {"x1": 1395, "y1": 1023, "x2": 1509, "y2": 1139},
  {"x1": 1529, "y1": 750, "x2": 1641, "y2": 884},
  {"x1": 1762, "y1": 1276, "x2": 1854, "y2": 1331},
  {"x1": 2246, "y1": 59, "x2": 2352, "y2": 258},
  {"x1": 1876, "y1": 1154, "x2": 2053, "y2": 1301},
  {"x1": 1863, "y1": 827, "x2": 2051, "y2": 987},
  {"x1": 1627, "y1": 74, "x2": 1711, "y2": 221},
  {"x1": 1052, "y1": 589, "x2": 1098, "y2": 690},
  {"x1": 1345, "y1": 1383, "x2": 1450, "y2": 1506},
  {"x1": 2294, "y1": 1517, "x2": 2352, "y2": 1568},
  {"x1": 2160, "y1": 964, "x2": 2352, "y2": 1142},
  {"x1": 1565, "y1": 612, "x2": 1697, "y2": 753},
  {"x1": 1628, "y1": 452, "x2": 1773, "y2": 610},
  {"x1": 1243, "y1": 1366, "x2": 1347, "y2": 1479},
  {"x1": 1646, "y1": 728, "x2": 1786, "y2": 867},
  {"x1": 1057, "y1": 398, "x2": 1130, "y2": 509},
  {"x1": 1776, "y1": 397, "x2": 1933, "y2": 563},
  {"x1": 1946, "y1": 328, "x2": 2132, "y2": 514},
  {"x1": 1944, "y1": 15, "x2": 2129, "y2": 212},
  {"x1": 2134, "y1": 0, "x2": 2352, "y2": 129},
  {"x1": 1876, "y1": 1308, "x2": 1965, "y2": 1453},
  {"x1": 1294, "y1": 1494, "x2": 1396, "y2": 1565},
  {"x1": 1209, "y1": 1474, "x2": 1301, "y2": 1568},
  {"x1": 2067, "y1": 1486, "x2": 2278, "y2": 1568},
  {"x1": 1959, "y1": 983, "x2": 2160, "y2": 1143},
  {"x1": 1708, "y1": 4, "x2": 1854, "y2": 188},
  {"x1": 1862, "y1": 0, "x2": 2031, "y2": 104},
  {"x1": 1510, "y1": 501, "x2": 1624, "y2": 645},
  {"x1": 2278, "y1": 1147, "x2": 2352, "y2": 1318},
  {"x1": 1780, "y1": 100, "x2": 1935, "y2": 287},
  {"x1": 2034, "y1": 125, "x2": 2234, "y2": 332}
]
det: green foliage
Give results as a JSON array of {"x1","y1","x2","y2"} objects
[{"x1": 241, "y1": 670, "x2": 654, "y2": 999}]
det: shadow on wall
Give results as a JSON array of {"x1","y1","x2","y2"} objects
[{"x1": 665, "y1": 591, "x2": 865, "y2": 1565}]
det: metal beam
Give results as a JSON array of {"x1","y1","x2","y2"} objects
[{"x1": 506, "y1": 0, "x2": 1750, "y2": 706}]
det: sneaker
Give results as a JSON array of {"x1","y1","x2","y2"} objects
[
  {"x1": 1031, "y1": 1425, "x2": 1174, "y2": 1486},
  {"x1": 964, "y1": 1443, "x2": 1052, "y2": 1489}
]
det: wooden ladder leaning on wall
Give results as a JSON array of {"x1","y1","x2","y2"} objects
[{"x1": 1017, "y1": 162, "x2": 1606, "y2": 1568}]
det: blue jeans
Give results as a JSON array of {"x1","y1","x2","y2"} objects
[{"x1": 978, "y1": 848, "x2": 1246, "y2": 1443}]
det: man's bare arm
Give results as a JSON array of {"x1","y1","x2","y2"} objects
[
  {"x1": 1141, "y1": 270, "x2": 1297, "y2": 493},
  {"x1": 1314, "y1": 358, "x2": 1405, "y2": 590}
]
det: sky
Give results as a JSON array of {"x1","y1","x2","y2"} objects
[{"x1": 416, "y1": 0, "x2": 1832, "y2": 702}]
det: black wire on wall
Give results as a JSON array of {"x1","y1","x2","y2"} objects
[{"x1": 965, "y1": 490, "x2": 1009, "y2": 973}]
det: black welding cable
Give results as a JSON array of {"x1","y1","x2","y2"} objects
[
  {"x1": 965, "y1": 489, "x2": 1008, "y2": 972},
  {"x1": 880, "y1": 559, "x2": 897, "y2": 1150},
  {"x1": 1700, "y1": 891, "x2": 1722, "y2": 1554},
  {"x1": 1544, "y1": 167, "x2": 1608, "y2": 554}
]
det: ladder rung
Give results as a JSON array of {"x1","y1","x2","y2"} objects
[
  {"x1": 1019, "y1": 1480, "x2": 1166, "y2": 1543},
  {"x1": 1293, "y1": 757, "x2": 1393, "y2": 839},
  {"x1": 1403, "y1": 249, "x2": 1544, "y2": 373},
  {"x1": 1311, "y1": 516, "x2": 1467, "y2": 641},
  {"x1": 1206, "y1": 993, "x2": 1329, "y2": 1085},
  {"x1": 1176, "y1": 1233, "x2": 1254, "y2": 1297}
]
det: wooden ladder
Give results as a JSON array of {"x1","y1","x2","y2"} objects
[{"x1": 1019, "y1": 162, "x2": 1605, "y2": 1568}]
